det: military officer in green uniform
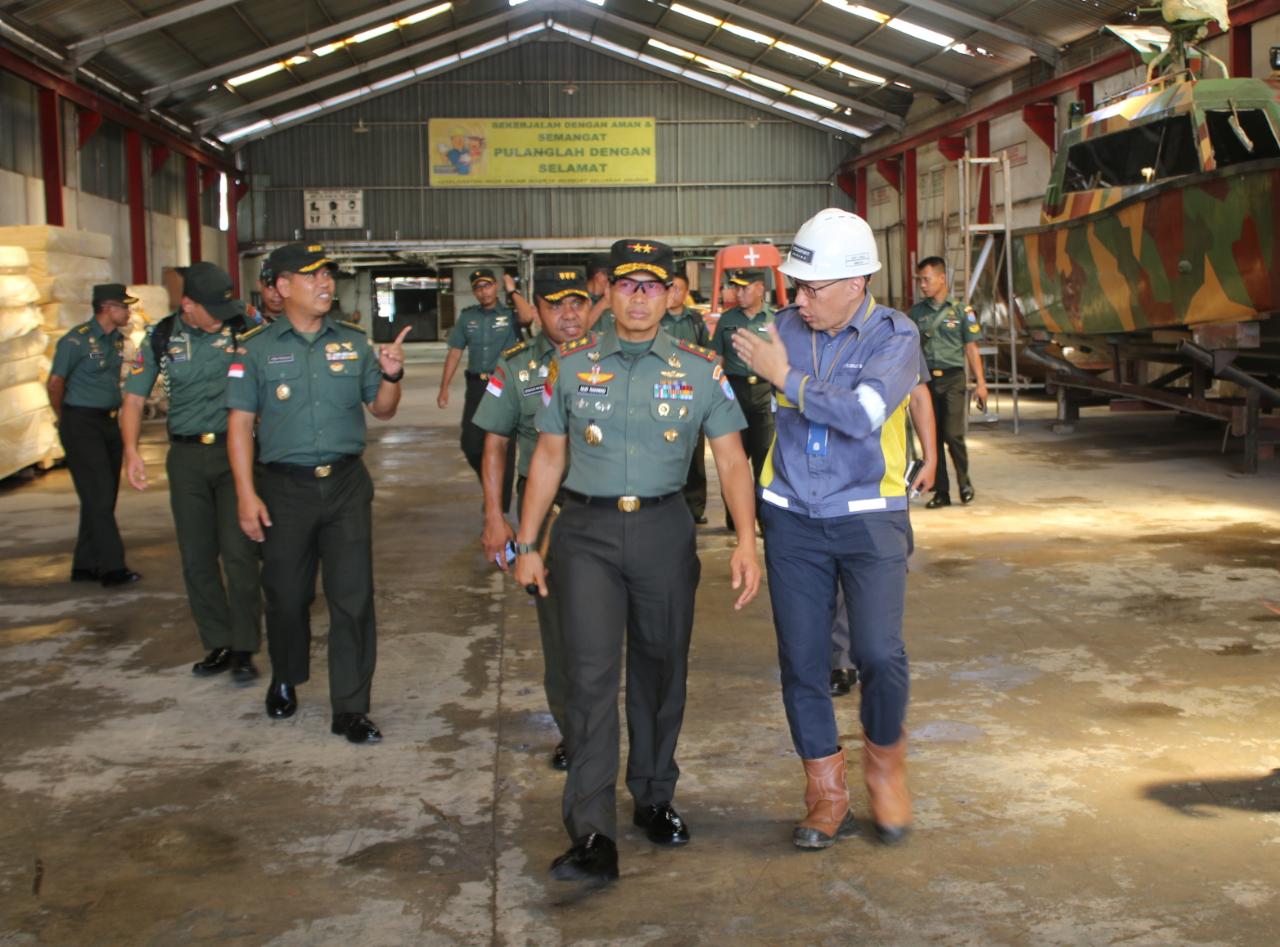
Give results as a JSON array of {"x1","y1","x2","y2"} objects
[
  {"x1": 437, "y1": 269, "x2": 521, "y2": 513},
  {"x1": 120, "y1": 262, "x2": 261, "y2": 684},
  {"x1": 514, "y1": 239, "x2": 762, "y2": 886},
  {"x1": 909, "y1": 256, "x2": 987, "y2": 508},
  {"x1": 709, "y1": 269, "x2": 774, "y2": 530},
  {"x1": 474, "y1": 266, "x2": 591, "y2": 772},
  {"x1": 47, "y1": 284, "x2": 140, "y2": 588},
  {"x1": 662, "y1": 273, "x2": 710, "y2": 524},
  {"x1": 226, "y1": 243, "x2": 411, "y2": 744}
]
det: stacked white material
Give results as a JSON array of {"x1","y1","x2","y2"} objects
[
  {"x1": 0, "y1": 244, "x2": 59, "y2": 479},
  {"x1": 0, "y1": 225, "x2": 115, "y2": 357}
]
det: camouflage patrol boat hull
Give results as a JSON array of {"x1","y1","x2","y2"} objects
[{"x1": 1012, "y1": 158, "x2": 1280, "y2": 338}]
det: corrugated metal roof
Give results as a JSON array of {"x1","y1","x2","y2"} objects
[{"x1": 1, "y1": 0, "x2": 1154, "y2": 149}]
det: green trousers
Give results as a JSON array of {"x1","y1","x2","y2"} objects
[
  {"x1": 928, "y1": 368, "x2": 972, "y2": 498},
  {"x1": 517, "y1": 476, "x2": 567, "y2": 738},
  {"x1": 166, "y1": 441, "x2": 261, "y2": 652},
  {"x1": 61, "y1": 406, "x2": 126, "y2": 574},
  {"x1": 258, "y1": 457, "x2": 377, "y2": 714}
]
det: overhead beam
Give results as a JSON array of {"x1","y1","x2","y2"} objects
[
  {"x1": 144, "y1": 0, "x2": 456, "y2": 106},
  {"x1": 894, "y1": 0, "x2": 1059, "y2": 65},
  {"x1": 553, "y1": 28, "x2": 872, "y2": 144},
  {"x1": 69, "y1": 0, "x2": 243, "y2": 66},
  {"x1": 686, "y1": 0, "x2": 969, "y2": 102},
  {"x1": 588, "y1": 7, "x2": 901, "y2": 129},
  {"x1": 197, "y1": 8, "x2": 521, "y2": 132},
  {"x1": 0, "y1": 46, "x2": 234, "y2": 172}
]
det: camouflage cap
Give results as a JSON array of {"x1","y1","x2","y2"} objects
[
  {"x1": 469, "y1": 268, "x2": 497, "y2": 286},
  {"x1": 92, "y1": 283, "x2": 138, "y2": 306},
  {"x1": 266, "y1": 242, "x2": 333, "y2": 277},
  {"x1": 183, "y1": 261, "x2": 245, "y2": 322},
  {"x1": 610, "y1": 239, "x2": 673, "y2": 282},
  {"x1": 534, "y1": 266, "x2": 589, "y2": 302}
]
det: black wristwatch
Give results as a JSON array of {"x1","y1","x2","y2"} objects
[{"x1": 382, "y1": 368, "x2": 404, "y2": 383}]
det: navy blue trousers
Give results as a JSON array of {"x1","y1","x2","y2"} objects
[{"x1": 760, "y1": 504, "x2": 911, "y2": 757}]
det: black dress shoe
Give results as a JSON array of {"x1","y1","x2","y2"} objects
[
  {"x1": 633, "y1": 802, "x2": 691, "y2": 845},
  {"x1": 229, "y1": 651, "x2": 259, "y2": 686},
  {"x1": 551, "y1": 742, "x2": 569, "y2": 771},
  {"x1": 550, "y1": 833, "x2": 619, "y2": 883},
  {"x1": 265, "y1": 680, "x2": 297, "y2": 719},
  {"x1": 100, "y1": 569, "x2": 141, "y2": 587},
  {"x1": 331, "y1": 712, "x2": 382, "y2": 744},
  {"x1": 693, "y1": 515, "x2": 708, "y2": 525},
  {"x1": 925, "y1": 494, "x2": 951, "y2": 509},
  {"x1": 829, "y1": 668, "x2": 855, "y2": 697},
  {"x1": 960, "y1": 484, "x2": 975, "y2": 504},
  {"x1": 192, "y1": 648, "x2": 232, "y2": 677},
  {"x1": 70, "y1": 568, "x2": 99, "y2": 582}
]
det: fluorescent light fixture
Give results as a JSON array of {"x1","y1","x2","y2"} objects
[
  {"x1": 773, "y1": 41, "x2": 830, "y2": 66},
  {"x1": 509, "y1": 0, "x2": 530, "y2": 5},
  {"x1": 821, "y1": 1, "x2": 887, "y2": 24},
  {"x1": 351, "y1": 22, "x2": 398, "y2": 43},
  {"x1": 790, "y1": 89, "x2": 837, "y2": 109},
  {"x1": 313, "y1": 41, "x2": 343, "y2": 56},
  {"x1": 647, "y1": 39, "x2": 694, "y2": 59},
  {"x1": 227, "y1": 61, "x2": 285, "y2": 87},
  {"x1": 886, "y1": 19, "x2": 952, "y2": 47},
  {"x1": 721, "y1": 22, "x2": 774, "y2": 45},
  {"x1": 670, "y1": 3, "x2": 720, "y2": 26},
  {"x1": 402, "y1": 3, "x2": 452, "y2": 24},
  {"x1": 590, "y1": 36, "x2": 635, "y2": 57},
  {"x1": 417, "y1": 53, "x2": 460, "y2": 74},
  {"x1": 830, "y1": 61, "x2": 884, "y2": 84},
  {"x1": 894, "y1": 80, "x2": 911, "y2": 89},
  {"x1": 741, "y1": 72, "x2": 789, "y2": 93}
]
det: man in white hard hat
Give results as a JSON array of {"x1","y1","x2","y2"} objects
[{"x1": 731, "y1": 208, "x2": 921, "y2": 851}]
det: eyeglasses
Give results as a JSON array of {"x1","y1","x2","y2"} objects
[
  {"x1": 790, "y1": 278, "x2": 847, "y2": 299},
  {"x1": 613, "y1": 277, "x2": 669, "y2": 298}
]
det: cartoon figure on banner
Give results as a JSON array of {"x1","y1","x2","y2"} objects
[{"x1": 438, "y1": 126, "x2": 487, "y2": 176}]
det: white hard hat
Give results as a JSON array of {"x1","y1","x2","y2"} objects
[{"x1": 779, "y1": 208, "x2": 881, "y2": 279}]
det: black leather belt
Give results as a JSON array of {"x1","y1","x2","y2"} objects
[
  {"x1": 465, "y1": 371, "x2": 490, "y2": 381},
  {"x1": 64, "y1": 405, "x2": 118, "y2": 418},
  {"x1": 170, "y1": 432, "x2": 225, "y2": 445},
  {"x1": 264, "y1": 454, "x2": 359, "y2": 479},
  {"x1": 729, "y1": 374, "x2": 766, "y2": 385},
  {"x1": 563, "y1": 489, "x2": 679, "y2": 513},
  {"x1": 930, "y1": 367, "x2": 964, "y2": 378}
]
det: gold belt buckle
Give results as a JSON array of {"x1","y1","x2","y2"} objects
[
  {"x1": 108, "y1": 409, "x2": 118, "y2": 420},
  {"x1": 315, "y1": 464, "x2": 333, "y2": 478},
  {"x1": 932, "y1": 369, "x2": 944, "y2": 377},
  {"x1": 479, "y1": 372, "x2": 489, "y2": 381},
  {"x1": 617, "y1": 496, "x2": 640, "y2": 513},
  {"x1": 199, "y1": 432, "x2": 216, "y2": 445},
  {"x1": 746, "y1": 375, "x2": 759, "y2": 384}
]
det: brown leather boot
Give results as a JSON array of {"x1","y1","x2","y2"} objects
[
  {"x1": 863, "y1": 733, "x2": 911, "y2": 845},
  {"x1": 793, "y1": 748, "x2": 857, "y2": 849}
]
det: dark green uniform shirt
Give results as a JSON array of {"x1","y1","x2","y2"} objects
[
  {"x1": 50, "y1": 318, "x2": 125, "y2": 409},
  {"x1": 909, "y1": 296, "x2": 982, "y2": 371},
  {"x1": 536, "y1": 328, "x2": 745, "y2": 496},
  {"x1": 710, "y1": 305, "x2": 774, "y2": 377},
  {"x1": 446, "y1": 304, "x2": 519, "y2": 374},
  {"x1": 472, "y1": 333, "x2": 557, "y2": 478},
  {"x1": 225, "y1": 316, "x2": 382, "y2": 466},
  {"x1": 123, "y1": 315, "x2": 239, "y2": 435},
  {"x1": 660, "y1": 307, "x2": 709, "y2": 347}
]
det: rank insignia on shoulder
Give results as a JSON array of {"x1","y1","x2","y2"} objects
[
  {"x1": 239, "y1": 324, "x2": 267, "y2": 342},
  {"x1": 502, "y1": 340, "x2": 529, "y2": 359},
  {"x1": 560, "y1": 335, "x2": 597, "y2": 356},
  {"x1": 674, "y1": 340, "x2": 715, "y2": 362},
  {"x1": 337, "y1": 320, "x2": 366, "y2": 334},
  {"x1": 77, "y1": 324, "x2": 91, "y2": 334}
]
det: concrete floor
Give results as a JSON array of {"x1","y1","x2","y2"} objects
[{"x1": 1, "y1": 362, "x2": 1278, "y2": 946}]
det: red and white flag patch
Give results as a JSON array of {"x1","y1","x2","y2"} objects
[{"x1": 228, "y1": 362, "x2": 245, "y2": 379}]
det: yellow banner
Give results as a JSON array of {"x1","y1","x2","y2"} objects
[{"x1": 428, "y1": 118, "x2": 656, "y2": 187}]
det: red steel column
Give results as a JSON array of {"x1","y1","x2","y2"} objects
[
  {"x1": 1230, "y1": 21, "x2": 1252, "y2": 76},
  {"x1": 903, "y1": 147, "x2": 918, "y2": 304},
  {"x1": 125, "y1": 130, "x2": 147, "y2": 284},
  {"x1": 854, "y1": 167, "x2": 868, "y2": 218},
  {"x1": 186, "y1": 156, "x2": 202, "y2": 263},
  {"x1": 975, "y1": 120, "x2": 991, "y2": 224},
  {"x1": 37, "y1": 88, "x2": 64, "y2": 227},
  {"x1": 1076, "y1": 81, "x2": 1094, "y2": 114}
]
